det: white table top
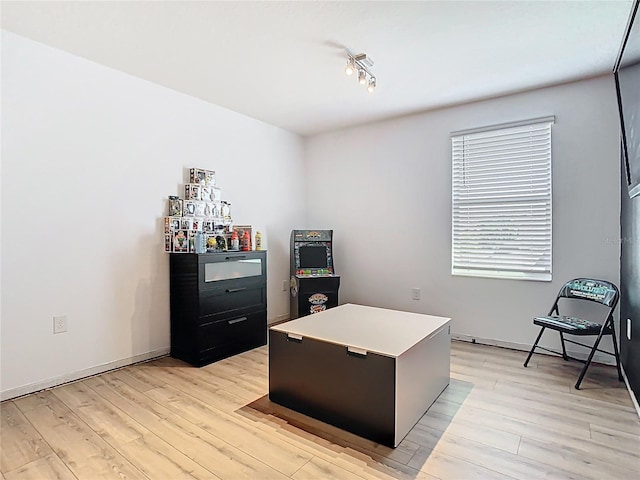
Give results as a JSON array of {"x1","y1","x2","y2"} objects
[{"x1": 270, "y1": 303, "x2": 450, "y2": 358}]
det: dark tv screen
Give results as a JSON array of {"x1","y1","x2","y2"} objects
[
  {"x1": 615, "y1": 0, "x2": 640, "y2": 198},
  {"x1": 299, "y1": 245, "x2": 328, "y2": 268}
]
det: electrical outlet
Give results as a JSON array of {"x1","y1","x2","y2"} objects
[
  {"x1": 412, "y1": 288, "x2": 421, "y2": 300},
  {"x1": 282, "y1": 280, "x2": 288, "y2": 292},
  {"x1": 53, "y1": 315, "x2": 67, "y2": 334},
  {"x1": 627, "y1": 318, "x2": 632, "y2": 340}
]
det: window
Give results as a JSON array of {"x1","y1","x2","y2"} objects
[{"x1": 451, "y1": 117, "x2": 554, "y2": 281}]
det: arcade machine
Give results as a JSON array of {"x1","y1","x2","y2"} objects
[{"x1": 290, "y1": 229, "x2": 341, "y2": 318}]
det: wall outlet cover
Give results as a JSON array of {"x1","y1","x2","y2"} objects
[{"x1": 53, "y1": 315, "x2": 67, "y2": 334}]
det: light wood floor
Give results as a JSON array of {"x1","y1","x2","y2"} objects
[{"x1": 2, "y1": 340, "x2": 639, "y2": 480}]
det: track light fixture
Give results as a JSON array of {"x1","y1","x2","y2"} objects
[{"x1": 345, "y1": 51, "x2": 377, "y2": 93}]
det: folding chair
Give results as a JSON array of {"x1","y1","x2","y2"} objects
[{"x1": 523, "y1": 278, "x2": 622, "y2": 389}]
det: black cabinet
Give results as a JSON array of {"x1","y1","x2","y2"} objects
[
  {"x1": 169, "y1": 251, "x2": 267, "y2": 366},
  {"x1": 292, "y1": 276, "x2": 341, "y2": 318},
  {"x1": 620, "y1": 160, "x2": 640, "y2": 405}
]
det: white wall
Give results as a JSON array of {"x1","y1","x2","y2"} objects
[
  {"x1": 0, "y1": 31, "x2": 305, "y2": 399},
  {"x1": 304, "y1": 76, "x2": 621, "y2": 358}
]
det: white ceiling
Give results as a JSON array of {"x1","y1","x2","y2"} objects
[{"x1": 1, "y1": 0, "x2": 634, "y2": 136}]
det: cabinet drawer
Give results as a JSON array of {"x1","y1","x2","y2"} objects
[
  {"x1": 198, "y1": 310, "x2": 267, "y2": 352},
  {"x1": 199, "y1": 284, "x2": 266, "y2": 319},
  {"x1": 199, "y1": 252, "x2": 267, "y2": 287},
  {"x1": 200, "y1": 273, "x2": 266, "y2": 291}
]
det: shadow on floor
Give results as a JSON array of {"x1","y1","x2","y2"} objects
[{"x1": 237, "y1": 378, "x2": 474, "y2": 478}]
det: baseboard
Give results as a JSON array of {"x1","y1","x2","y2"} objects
[
  {"x1": 0, "y1": 347, "x2": 170, "y2": 401},
  {"x1": 268, "y1": 314, "x2": 289, "y2": 325},
  {"x1": 621, "y1": 365, "x2": 640, "y2": 418},
  {"x1": 3, "y1": 316, "x2": 287, "y2": 401},
  {"x1": 451, "y1": 333, "x2": 616, "y2": 366}
]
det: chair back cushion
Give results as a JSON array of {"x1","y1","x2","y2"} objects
[{"x1": 558, "y1": 278, "x2": 619, "y2": 308}]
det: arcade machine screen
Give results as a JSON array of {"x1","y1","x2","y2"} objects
[{"x1": 299, "y1": 245, "x2": 329, "y2": 270}]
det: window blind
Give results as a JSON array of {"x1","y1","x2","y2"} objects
[{"x1": 451, "y1": 118, "x2": 553, "y2": 281}]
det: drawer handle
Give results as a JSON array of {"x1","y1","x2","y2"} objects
[
  {"x1": 225, "y1": 256, "x2": 246, "y2": 260},
  {"x1": 287, "y1": 333, "x2": 303, "y2": 343},
  {"x1": 347, "y1": 346, "x2": 367, "y2": 358},
  {"x1": 226, "y1": 287, "x2": 247, "y2": 293},
  {"x1": 228, "y1": 317, "x2": 248, "y2": 325}
]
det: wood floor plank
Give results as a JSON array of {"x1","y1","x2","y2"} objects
[
  {"x1": 439, "y1": 389, "x2": 594, "y2": 438},
  {"x1": 494, "y1": 357, "x2": 628, "y2": 398},
  {"x1": 142, "y1": 381, "x2": 314, "y2": 476},
  {"x1": 425, "y1": 432, "x2": 587, "y2": 480},
  {"x1": 83, "y1": 373, "x2": 290, "y2": 480},
  {"x1": 204, "y1": 361, "x2": 269, "y2": 394},
  {"x1": 450, "y1": 369, "x2": 498, "y2": 388},
  {"x1": 413, "y1": 409, "x2": 522, "y2": 454},
  {"x1": 424, "y1": 397, "x2": 640, "y2": 467},
  {"x1": 292, "y1": 456, "x2": 368, "y2": 480},
  {"x1": 172, "y1": 356, "x2": 267, "y2": 400},
  {"x1": 487, "y1": 359, "x2": 585, "y2": 384},
  {"x1": 3, "y1": 454, "x2": 76, "y2": 480},
  {"x1": 517, "y1": 436, "x2": 640, "y2": 480},
  {"x1": 494, "y1": 378, "x2": 637, "y2": 415},
  {"x1": 247, "y1": 393, "x2": 419, "y2": 461},
  {"x1": 51, "y1": 382, "x2": 218, "y2": 480},
  {"x1": 242, "y1": 394, "x2": 423, "y2": 476},
  {"x1": 1, "y1": 401, "x2": 53, "y2": 473},
  {"x1": 108, "y1": 366, "x2": 165, "y2": 393},
  {"x1": 570, "y1": 378, "x2": 636, "y2": 406},
  {"x1": 11, "y1": 391, "x2": 58, "y2": 414},
  {"x1": 13, "y1": 391, "x2": 148, "y2": 480},
  {"x1": 236, "y1": 404, "x2": 418, "y2": 480},
  {"x1": 455, "y1": 362, "x2": 574, "y2": 394},
  {"x1": 137, "y1": 361, "x2": 257, "y2": 408},
  {"x1": 589, "y1": 423, "x2": 640, "y2": 455},
  {"x1": 430, "y1": 379, "x2": 474, "y2": 406},
  {"x1": 465, "y1": 377, "x2": 640, "y2": 435},
  {"x1": 491, "y1": 378, "x2": 640, "y2": 437},
  {"x1": 291, "y1": 457, "x2": 422, "y2": 480},
  {"x1": 408, "y1": 447, "x2": 517, "y2": 480}
]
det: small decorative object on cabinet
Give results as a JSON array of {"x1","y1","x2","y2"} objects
[{"x1": 169, "y1": 250, "x2": 267, "y2": 366}]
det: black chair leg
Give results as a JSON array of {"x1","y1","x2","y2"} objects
[
  {"x1": 524, "y1": 327, "x2": 545, "y2": 367},
  {"x1": 575, "y1": 329, "x2": 607, "y2": 390},
  {"x1": 559, "y1": 332, "x2": 568, "y2": 361}
]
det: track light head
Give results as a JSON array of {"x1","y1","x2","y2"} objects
[
  {"x1": 358, "y1": 68, "x2": 366, "y2": 84},
  {"x1": 367, "y1": 77, "x2": 376, "y2": 93},
  {"x1": 345, "y1": 58, "x2": 355, "y2": 76}
]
